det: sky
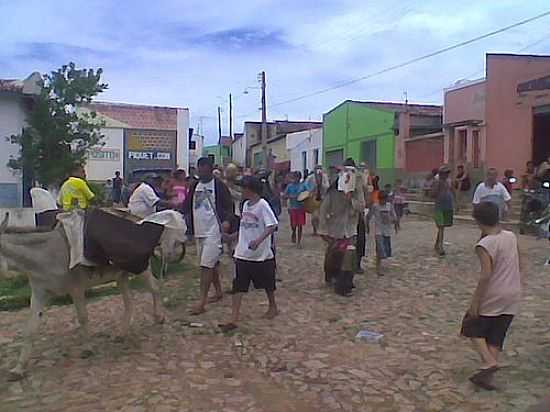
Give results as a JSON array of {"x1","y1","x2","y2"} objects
[{"x1": 2, "y1": 0, "x2": 550, "y2": 145}]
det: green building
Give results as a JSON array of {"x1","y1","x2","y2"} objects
[
  {"x1": 323, "y1": 100, "x2": 442, "y2": 184},
  {"x1": 203, "y1": 144, "x2": 230, "y2": 166}
]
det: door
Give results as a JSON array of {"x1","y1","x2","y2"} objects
[
  {"x1": 326, "y1": 149, "x2": 344, "y2": 167},
  {"x1": 361, "y1": 140, "x2": 377, "y2": 169}
]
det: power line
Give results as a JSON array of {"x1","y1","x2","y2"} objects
[{"x1": 267, "y1": 9, "x2": 550, "y2": 109}]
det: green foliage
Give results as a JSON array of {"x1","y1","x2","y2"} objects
[
  {"x1": 88, "y1": 182, "x2": 106, "y2": 206},
  {"x1": 8, "y1": 62, "x2": 108, "y2": 187}
]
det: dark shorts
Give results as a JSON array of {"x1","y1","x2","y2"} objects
[
  {"x1": 375, "y1": 235, "x2": 392, "y2": 259},
  {"x1": 233, "y1": 259, "x2": 276, "y2": 293},
  {"x1": 460, "y1": 313, "x2": 514, "y2": 350}
]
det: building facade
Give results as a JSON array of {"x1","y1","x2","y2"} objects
[
  {"x1": 84, "y1": 102, "x2": 190, "y2": 181},
  {"x1": 245, "y1": 120, "x2": 322, "y2": 170},
  {"x1": 0, "y1": 73, "x2": 42, "y2": 207},
  {"x1": 444, "y1": 53, "x2": 550, "y2": 181},
  {"x1": 286, "y1": 128, "x2": 323, "y2": 174},
  {"x1": 323, "y1": 100, "x2": 442, "y2": 184}
]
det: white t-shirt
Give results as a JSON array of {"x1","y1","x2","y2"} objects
[
  {"x1": 193, "y1": 179, "x2": 219, "y2": 238},
  {"x1": 128, "y1": 183, "x2": 160, "y2": 218},
  {"x1": 472, "y1": 182, "x2": 511, "y2": 216},
  {"x1": 234, "y1": 198, "x2": 278, "y2": 262}
]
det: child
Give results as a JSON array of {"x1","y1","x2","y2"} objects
[
  {"x1": 432, "y1": 165, "x2": 454, "y2": 256},
  {"x1": 219, "y1": 176, "x2": 279, "y2": 332},
  {"x1": 285, "y1": 171, "x2": 306, "y2": 249},
  {"x1": 367, "y1": 191, "x2": 397, "y2": 276},
  {"x1": 460, "y1": 202, "x2": 522, "y2": 391},
  {"x1": 393, "y1": 179, "x2": 407, "y2": 232}
]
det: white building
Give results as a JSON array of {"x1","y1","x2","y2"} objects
[
  {"x1": 231, "y1": 132, "x2": 246, "y2": 167},
  {"x1": 0, "y1": 73, "x2": 191, "y2": 206},
  {"x1": 0, "y1": 73, "x2": 41, "y2": 207},
  {"x1": 286, "y1": 127, "x2": 323, "y2": 174}
]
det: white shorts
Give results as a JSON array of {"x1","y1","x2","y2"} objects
[{"x1": 196, "y1": 236, "x2": 222, "y2": 269}]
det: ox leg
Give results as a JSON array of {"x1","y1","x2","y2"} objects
[
  {"x1": 117, "y1": 275, "x2": 133, "y2": 337},
  {"x1": 8, "y1": 291, "x2": 48, "y2": 381},
  {"x1": 142, "y1": 269, "x2": 165, "y2": 324},
  {"x1": 72, "y1": 289, "x2": 93, "y2": 359}
]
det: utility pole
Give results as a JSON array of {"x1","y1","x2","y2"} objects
[
  {"x1": 218, "y1": 106, "x2": 222, "y2": 144},
  {"x1": 229, "y1": 93, "x2": 233, "y2": 140},
  {"x1": 260, "y1": 71, "x2": 268, "y2": 170},
  {"x1": 229, "y1": 93, "x2": 233, "y2": 160}
]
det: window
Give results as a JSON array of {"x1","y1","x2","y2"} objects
[
  {"x1": 360, "y1": 140, "x2": 377, "y2": 169},
  {"x1": 313, "y1": 149, "x2": 319, "y2": 166},
  {"x1": 253, "y1": 152, "x2": 263, "y2": 168},
  {"x1": 301, "y1": 151, "x2": 307, "y2": 173},
  {"x1": 208, "y1": 154, "x2": 215, "y2": 165}
]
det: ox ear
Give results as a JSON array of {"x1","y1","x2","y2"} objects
[{"x1": 0, "y1": 213, "x2": 9, "y2": 234}]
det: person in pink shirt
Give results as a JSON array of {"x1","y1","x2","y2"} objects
[{"x1": 172, "y1": 169, "x2": 188, "y2": 208}]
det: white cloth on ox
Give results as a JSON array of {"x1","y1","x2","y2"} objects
[
  {"x1": 30, "y1": 188, "x2": 58, "y2": 213},
  {"x1": 56, "y1": 211, "x2": 97, "y2": 269},
  {"x1": 139, "y1": 210, "x2": 188, "y2": 243}
]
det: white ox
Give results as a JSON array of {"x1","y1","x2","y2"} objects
[{"x1": 0, "y1": 210, "x2": 186, "y2": 381}]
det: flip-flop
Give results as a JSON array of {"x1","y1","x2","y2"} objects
[
  {"x1": 219, "y1": 323, "x2": 238, "y2": 333},
  {"x1": 469, "y1": 367, "x2": 497, "y2": 391}
]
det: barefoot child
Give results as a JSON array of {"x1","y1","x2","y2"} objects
[
  {"x1": 220, "y1": 176, "x2": 279, "y2": 332},
  {"x1": 367, "y1": 191, "x2": 397, "y2": 276},
  {"x1": 460, "y1": 202, "x2": 523, "y2": 391}
]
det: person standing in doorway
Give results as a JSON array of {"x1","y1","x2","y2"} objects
[
  {"x1": 453, "y1": 165, "x2": 471, "y2": 212},
  {"x1": 112, "y1": 171, "x2": 123, "y2": 205},
  {"x1": 432, "y1": 165, "x2": 454, "y2": 256},
  {"x1": 182, "y1": 157, "x2": 235, "y2": 315},
  {"x1": 460, "y1": 202, "x2": 523, "y2": 391},
  {"x1": 472, "y1": 168, "x2": 512, "y2": 220}
]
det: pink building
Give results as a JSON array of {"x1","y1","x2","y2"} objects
[{"x1": 444, "y1": 54, "x2": 550, "y2": 179}]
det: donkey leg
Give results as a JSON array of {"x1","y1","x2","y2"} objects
[
  {"x1": 142, "y1": 269, "x2": 165, "y2": 324},
  {"x1": 72, "y1": 289, "x2": 94, "y2": 358},
  {"x1": 117, "y1": 275, "x2": 133, "y2": 336},
  {"x1": 9, "y1": 291, "x2": 47, "y2": 381}
]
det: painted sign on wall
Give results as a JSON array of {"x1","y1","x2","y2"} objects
[
  {"x1": 89, "y1": 148, "x2": 121, "y2": 161},
  {"x1": 128, "y1": 151, "x2": 171, "y2": 160}
]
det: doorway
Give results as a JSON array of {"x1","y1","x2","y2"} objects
[{"x1": 533, "y1": 106, "x2": 550, "y2": 165}]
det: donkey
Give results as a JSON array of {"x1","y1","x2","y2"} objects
[{"x1": 0, "y1": 214, "x2": 182, "y2": 381}]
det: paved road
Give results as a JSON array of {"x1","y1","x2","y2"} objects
[{"x1": 1, "y1": 215, "x2": 549, "y2": 411}]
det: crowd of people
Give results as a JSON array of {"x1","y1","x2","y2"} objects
[{"x1": 54, "y1": 157, "x2": 529, "y2": 392}]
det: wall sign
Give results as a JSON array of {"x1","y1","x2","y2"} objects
[
  {"x1": 517, "y1": 75, "x2": 550, "y2": 94},
  {"x1": 128, "y1": 151, "x2": 171, "y2": 161},
  {"x1": 89, "y1": 148, "x2": 120, "y2": 161}
]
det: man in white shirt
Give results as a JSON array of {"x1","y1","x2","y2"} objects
[
  {"x1": 219, "y1": 176, "x2": 278, "y2": 332},
  {"x1": 128, "y1": 175, "x2": 171, "y2": 218},
  {"x1": 183, "y1": 157, "x2": 235, "y2": 315},
  {"x1": 472, "y1": 168, "x2": 512, "y2": 219}
]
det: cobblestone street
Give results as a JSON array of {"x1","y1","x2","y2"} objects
[{"x1": 1, "y1": 215, "x2": 549, "y2": 412}]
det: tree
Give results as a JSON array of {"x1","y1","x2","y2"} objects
[{"x1": 8, "y1": 62, "x2": 108, "y2": 187}]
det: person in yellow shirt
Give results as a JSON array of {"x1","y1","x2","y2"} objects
[{"x1": 58, "y1": 165, "x2": 95, "y2": 211}]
